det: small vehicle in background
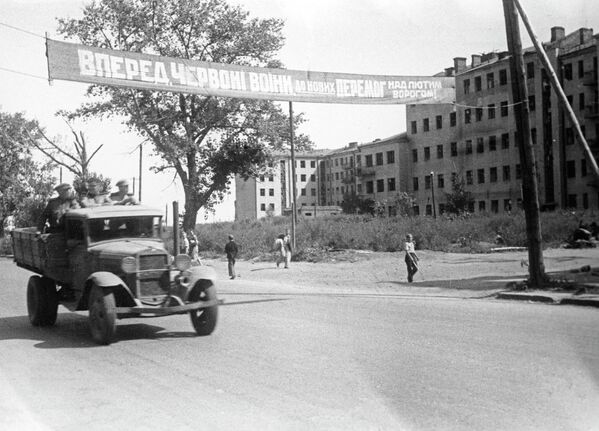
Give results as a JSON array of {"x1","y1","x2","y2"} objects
[{"x1": 12, "y1": 205, "x2": 219, "y2": 345}]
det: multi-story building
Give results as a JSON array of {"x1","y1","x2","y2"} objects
[
  {"x1": 235, "y1": 150, "x2": 329, "y2": 220},
  {"x1": 407, "y1": 26, "x2": 599, "y2": 214}
]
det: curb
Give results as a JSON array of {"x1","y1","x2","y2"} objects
[
  {"x1": 496, "y1": 292, "x2": 556, "y2": 303},
  {"x1": 496, "y1": 291, "x2": 599, "y2": 307},
  {"x1": 560, "y1": 297, "x2": 599, "y2": 308}
]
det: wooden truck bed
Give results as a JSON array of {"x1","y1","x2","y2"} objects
[{"x1": 12, "y1": 228, "x2": 69, "y2": 280}]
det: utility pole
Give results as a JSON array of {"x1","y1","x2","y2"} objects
[
  {"x1": 289, "y1": 101, "x2": 297, "y2": 250},
  {"x1": 138, "y1": 142, "x2": 143, "y2": 202},
  {"x1": 502, "y1": 0, "x2": 546, "y2": 286},
  {"x1": 430, "y1": 171, "x2": 437, "y2": 218}
]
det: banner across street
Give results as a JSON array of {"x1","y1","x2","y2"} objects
[{"x1": 46, "y1": 39, "x2": 455, "y2": 105}]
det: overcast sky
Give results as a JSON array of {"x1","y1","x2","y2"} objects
[{"x1": 1, "y1": 0, "x2": 597, "y2": 221}]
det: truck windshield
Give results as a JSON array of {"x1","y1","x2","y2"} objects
[{"x1": 88, "y1": 216, "x2": 162, "y2": 243}]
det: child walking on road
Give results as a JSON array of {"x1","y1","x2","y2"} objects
[{"x1": 404, "y1": 234, "x2": 419, "y2": 282}]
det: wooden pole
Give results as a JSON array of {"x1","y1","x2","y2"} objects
[
  {"x1": 502, "y1": 0, "x2": 546, "y2": 286},
  {"x1": 430, "y1": 171, "x2": 437, "y2": 218},
  {"x1": 289, "y1": 101, "x2": 297, "y2": 250},
  {"x1": 138, "y1": 142, "x2": 143, "y2": 202},
  {"x1": 173, "y1": 201, "x2": 179, "y2": 256},
  {"x1": 513, "y1": 0, "x2": 599, "y2": 181}
]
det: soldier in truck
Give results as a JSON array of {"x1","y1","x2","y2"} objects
[{"x1": 38, "y1": 183, "x2": 80, "y2": 233}]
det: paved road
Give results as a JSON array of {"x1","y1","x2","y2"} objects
[{"x1": 1, "y1": 259, "x2": 598, "y2": 430}]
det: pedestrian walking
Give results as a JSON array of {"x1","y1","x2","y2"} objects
[
  {"x1": 404, "y1": 234, "x2": 419, "y2": 282},
  {"x1": 188, "y1": 230, "x2": 200, "y2": 263},
  {"x1": 283, "y1": 229, "x2": 292, "y2": 268},
  {"x1": 224, "y1": 234, "x2": 238, "y2": 279},
  {"x1": 180, "y1": 230, "x2": 189, "y2": 255},
  {"x1": 273, "y1": 234, "x2": 287, "y2": 268}
]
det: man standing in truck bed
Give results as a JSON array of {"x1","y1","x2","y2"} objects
[{"x1": 38, "y1": 183, "x2": 80, "y2": 233}]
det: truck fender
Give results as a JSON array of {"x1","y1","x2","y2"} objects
[
  {"x1": 83, "y1": 272, "x2": 136, "y2": 308},
  {"x1": 180, "y1": 266, "x2": 217, "y2": 301}
]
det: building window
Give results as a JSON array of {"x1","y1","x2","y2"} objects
[
  {"x1": 334, "y1": 159, "x2": 338, "y2": 166},
  {"x1": 260, "y1": 203, "x2": 266, "y2": 211},
  {"x1": 269, "y1": 188, "x2": 274, "y2": 196},
  {"x1": 388, "y1": 178, "x2": 396, "y2": 191},
  {"x1": 386, "y1": 150, "x2": 395, "y2": 164},
  {"x1": 300, "y1": 174, "x2": 306, "y2": 182},
  {"x1": 503, "y1": 165, "x2": 511, "y2": 181},
  {"x1": 566, "y1": 160, "x2": 576, "y2": 178},
  {"x1": 438, "y1": 174, "x2": 444, "y2": 189},
  {"x1": 426, "y1": 205, "x2": 432, "y2": 216},
  {"x1": 488, "y1": 104, "x2": 496, "y2": 119},
  {"x1": 301, "y1": 189, "x2": 306, "y2": 196},
  {"x1": 479, "y1": 201, "x2": 486, "y2": 212},
  {"x1": 564, "y1": 63, "x2": 573, "y2": 80},
  {"x1": 464, "y1": 79, "x2": 470, "y2": 94},
  {"x1": 501, "y1": 101, "x2": 509, "y2": 117},
  {"x1": 526, "y1": 62, "x2": 535, "y2": 79},
  {"x1": 311, "y1": 188, "x2": 316, "y2": 196},
  {"x1": 365, "y1": 154, "x2": 373, "y2": 167},
  {"x1": 269, "y1": 203, "x2": 275, "y2": 211},
  {"x1": 476, "y1": 107, "x2": 483, "y2": 121},
  {"x1": 516, "y1": 164, "x2": 522, "y2": 179},
  {"x1": 465, "y1": 108, "x2": 471, "y2": 124},
  {"x1": 413, "y1": 205, "x2": 420, "y2": 216},
  {"x1": 491, "y1": 200, "x2": 499, "y2": 213},
  {"x1": 424, "y1": 147, "x2": 431, "y2": 160},
  {"x1": 567, "y1": 194, "x2": 577, "y2": 208},
  {"x1": 450, "y1": 142, "x2": 458, "y2": 157},
  {"x1": 466, "y1": 170, "x2": 473, "y2": 185},
  {"x1": 583, "y1": 193, "x2": 589, "y2": 209},
  {"x1": 581, "y1": 159, "x2": 587, "y2": 177},
  {"x1": 436, "y1": 115, "x2": 443, "y2": 129},
  {"x1": 477, "y1": 168, "x2": 485, "y2": 184},
  {"x1": 476, "y1": 137, "x2": 484, "y2": 153},
  {"x1": 466, "y1": 140, "x2": 473, "y2": 154},
  {"x1": 474, "y1": 76, "x2": 482, "y2": 92},
  {"x1": 487, "y1": 72, "x2": 495, "y2": 89},
  {"x1": 579, "y1": 93, "x2": 585, "y2": 111},
  {"x1": 376, "y1": 179, "x2": 384, "y2": 192},
  {"x1": 450, "y1": 112, "x2": 457, "y2": 127},
  {"x1": 528, "y1": 95, "x2": 535, "y2": 111},
  {"x1": 412, "y1": 149, "x2": 418, "y2": 162},
  {"x1": 489, "y1": 135, "x2": 497, "y2": 151},
  {"x1": 376, "y1": 152, "x2": 384, "y2": 165},
  {"x1": 413, "y1": 177, "x2": 419, "y2": 191},
  {"x1": 366, "y1": 181, "x2": 374, "y2": 194},
  {"x1": 411, "y1": 120, "x2": 417, "y2": 134},
  {"x1": 335, "y1": 172, "x2": 339, "y2": 180},
  {"x1": 531, "y1": 128, "x2": 537, "y2": 145},
  {"x1": 468, "y1": 202, "x2": 475, "y2": 213},
  {"x1": 501, "y1": 133, "x2": 510, "y2": 149},
  {"x1": 578, "y1": 60, "x2": 585, "y2": 78},
  {"x1": 260, "y1": 188, "x2": 265, "y2": 196},
  {"x1": 565, "y1": 128, "x2": 574, "y2": 145},
  {"x1": 490, "y1": 167, "x2": 498, "y2": 183},
  {"x1": 357, "y1": 184, "x2": 362, "y2": 193},
  {"x1": 499, "y1": 69, "x2": 508, "y2": 85},
  {"x1": 259, "y1": 175, "x2": 265, "y2": 182},
  {"x1": 300, "y1": 160, "x2": 305, "y2": 168},
  {"x1": 425, "y1": 175, "x2": 431, "y2": 190},
  {"x1": 504, "y1": 199, "x2": 512, "y2": 212},
  {"x1": 310, "y1": 174, "x2": 316, "y2": 182},
  {"x1": 437, "y1": 144, "x2": 444, "y2": 159},
  {"x1": 310, "y1": 160, "x2": 316, "y2": 168},
  {"x1": 423, "y1": 118, "x2": 430, "y2": 132}
]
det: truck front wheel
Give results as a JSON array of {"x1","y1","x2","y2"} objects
[
  {"x1": 189, "y1": 282, "x2": 218, "y2": 336},
  {"x1": 27, "y1": 276, "x2": 58, "y2": 327},
  {"x1": 88, "y1": 285, "x2": 117, "y2": 345}
]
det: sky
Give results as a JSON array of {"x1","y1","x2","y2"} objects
[{"x1": 1, "y1": 0, "x2": 598, "y2": 222}]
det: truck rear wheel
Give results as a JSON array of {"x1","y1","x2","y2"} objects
[
  {"x1": 27, "y1": 275, "x2": 58, "y2": 327},
  {"x1": 189, "y1": 282, "x2": 218, "y2": 336},
  {"x1": 88, "y1": 285, "x2": 117, "y2": 345}
]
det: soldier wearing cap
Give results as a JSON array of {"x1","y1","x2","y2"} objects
[
  {"x1": 110, "y1": 179, "x2": 139, "y2": 205},
  {"x1": 38, "y1": 183, "x2": 80, "y2": 232},
  {"x1": 80, "y1": 179, "x2": 113, "y2": 208}
]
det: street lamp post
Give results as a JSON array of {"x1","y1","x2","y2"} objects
[{"x1": 430, "y1": 171, "x2": 437, "y2": 218}]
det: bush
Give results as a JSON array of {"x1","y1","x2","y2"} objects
[{"x1": 187, "y1": 209, "x2": 596, "y2": 261}]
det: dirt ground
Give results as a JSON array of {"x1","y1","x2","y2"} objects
[{"x1": 203, "y1": 247, "x2": 599, "y2": 297}]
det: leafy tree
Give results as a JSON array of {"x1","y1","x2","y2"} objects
[
  {"x1": 58, "y1": 0, "x2": 312, "y2": 230},
  {"x1": 445, "y1": 172, "x2": 474, "y2": 214},
  {"x1": 341, "y1": 192, "x2": 374, "y2": 215},
  {"x1": 0, "y1": 112, "x2": 56, "y2": 233}
]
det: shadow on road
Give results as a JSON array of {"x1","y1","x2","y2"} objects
[
  {"x1": 380, "y1": 273, "x2": 524, "y2": 292},
  {"x1": 0, "y1": 313, "x2": 203, "y2": 348}
]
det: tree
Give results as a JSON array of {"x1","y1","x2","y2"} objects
[
  {"x1": 341, "y1": 192, "x2": 374, "y2": 215},
  {"x1": 0, "y1": 112, "x2": 56, "y2": 234},
  {"x1": 57, "y1": 0, "x2": 312, "y2": 230},
  {"x1": 445, "y1": 172, "x2": 474, "y2": 214}
]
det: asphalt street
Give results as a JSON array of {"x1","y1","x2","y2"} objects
[{"x1": 1, "y1": 258, "x2": 598, "y2": 431}]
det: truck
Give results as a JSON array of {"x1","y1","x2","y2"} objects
[{"x1": 11, "y1": 205, "x2": 219, "y2": 345}]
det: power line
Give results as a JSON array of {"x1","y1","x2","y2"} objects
[
  {"x1": 0, "y1": 66, "x2": 47, "y2": 81},
  {"x1": 0, "y1": 21, "x2": 46, "y2": 39}
]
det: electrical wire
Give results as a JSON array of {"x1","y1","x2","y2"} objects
[
  {"x1": 0, "y1": 21, "x2": 46, "y2": 39},
  {"x1": 0, "y1": 66, "x2": 47, "y2": 81}
]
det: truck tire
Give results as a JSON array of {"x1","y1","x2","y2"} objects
[
  {"x1": 189, "y1": 282, "x2": 218, "y2": 336},
  {"x1": 27, "y1": 275, "x2": 58, "y2": 327},
  {"x1": 88, "y1": 285, "x2": 117, "y2": 345}
]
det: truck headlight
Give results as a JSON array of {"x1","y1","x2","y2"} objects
[
  {"x1": 121, "y1": 256, "x2": 137, "y2": 273},
  {"x1": 174, "y1": 254, "x2": 191, "y2": 271}
]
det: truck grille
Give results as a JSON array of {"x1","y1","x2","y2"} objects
[
  {"x1": 137, "y1": 253, "x2": 169, "y2": 297},
  {"x1": 139, "y1": 254, "x2": 167, "y2": 270}
]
